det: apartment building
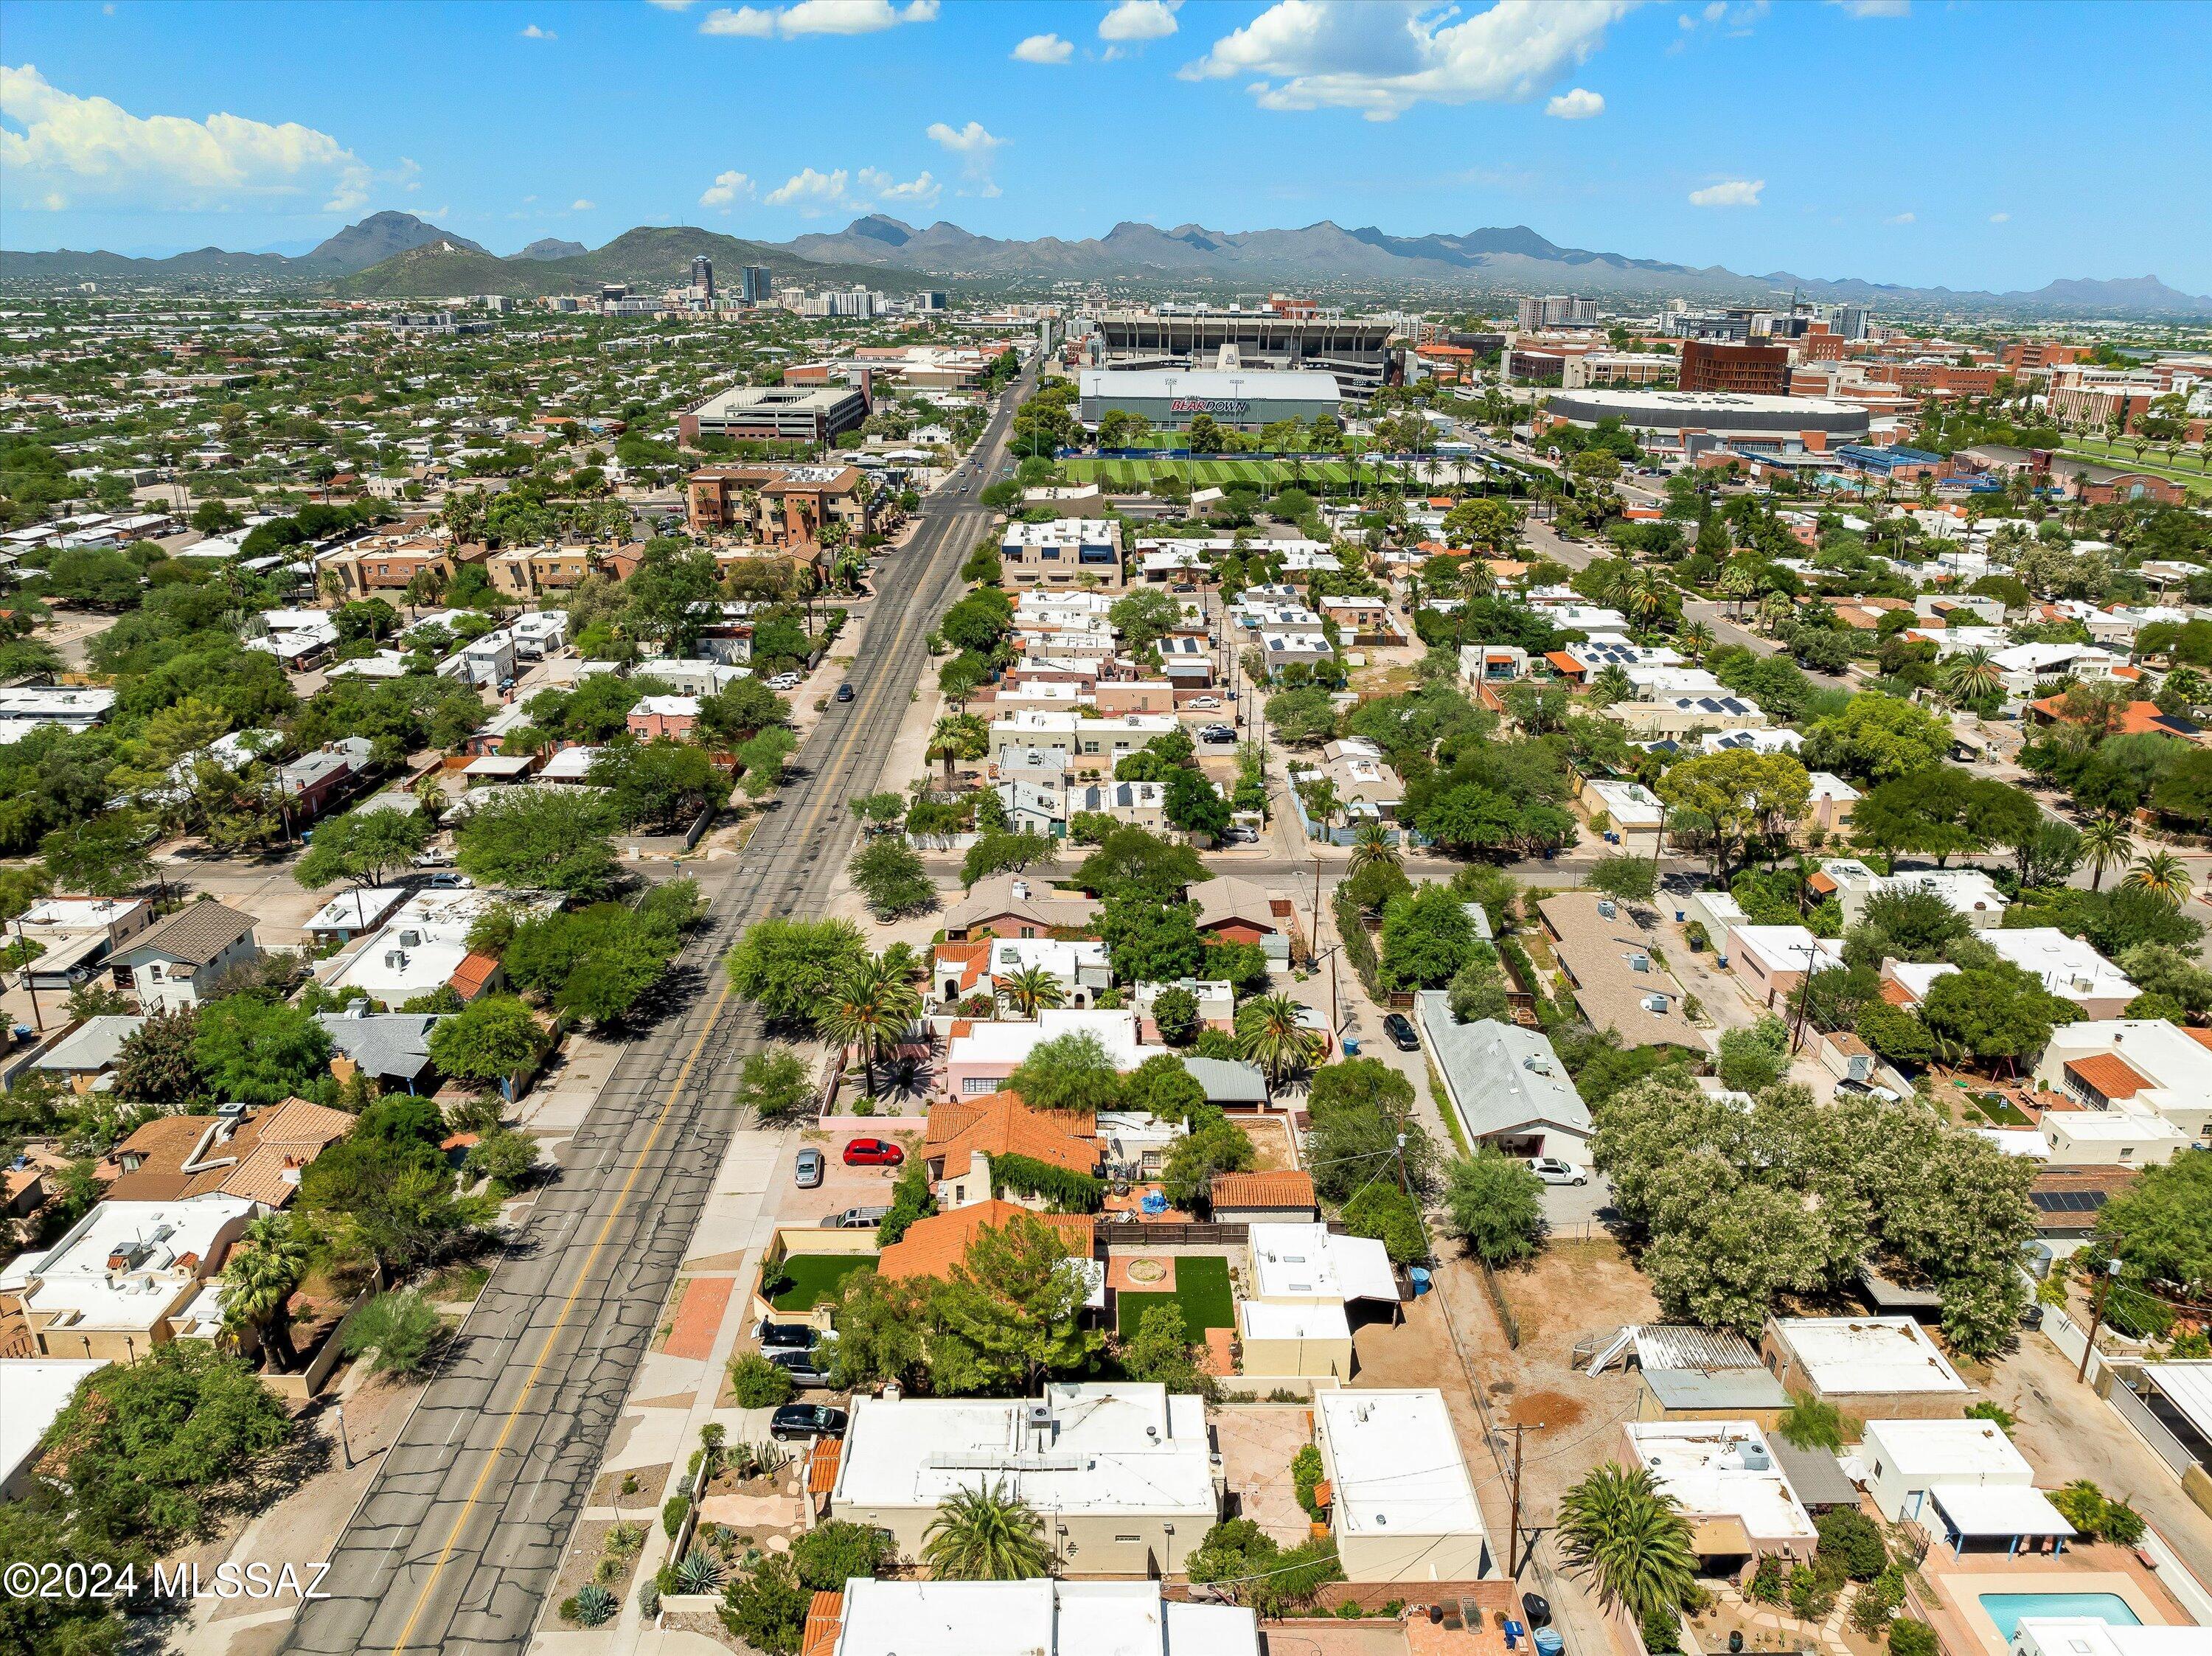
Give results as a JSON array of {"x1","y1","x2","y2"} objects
[{"x1": 1001, "y1": 518, "x2": 1125, "y2": 591}]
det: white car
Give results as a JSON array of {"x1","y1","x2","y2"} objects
[
  {"x1": 1526, "y1": 1157, "x2": 1587, "y2": 1187},
  {"x1": 768, "y1": 673, "x2": 801, "y2": 690},
  {"x1": 1186, "y1": 696, "x2": 1220, "y2": 709}
]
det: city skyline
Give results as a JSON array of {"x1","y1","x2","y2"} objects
[{"x1": 3, "y1": 0, "x2": 2210, "y2": 294}]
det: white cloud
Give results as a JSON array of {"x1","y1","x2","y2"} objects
[
  {"x1": 521, "y1": 23, "x2": 556, "y2": 38},
  {"x1": 1989, "y1": 211, "x2": 2010, "y2": 223},
  {"x1": 1100, "y1": 1, "x2": 1179, "y2": 43},
  {"x1": 1180, "y1": 0, "x2": 1637, "y2": 122},
  {"x1": 703, "y1": 0, "x2": 936, "y2": 37},
  {"x1": 699, "y1": 169, "x2": 757, "y2": 208},
  {"x1": 927, "y1": 119, "x2": 1004, "y2": 192},
  {"x1": 0, "y1": 62, "x2": 376, "y2": 212},
  {"x1": 859, "y1": 166, "x2": 939, "y2": 205},
  {"x1": 1884, "y1": 211, "x2": 1913, "y2": 225},
  {"x1": 1831, "y1": 0, "x2": 1908, "y2": 15},
  {"x1": 762, "y1": 163, "x2": 938, "y2": 214},
  {"x1": 1545, "y1": 86, "x2": 1604, "y2": 119},
  {"x1": 1688, "y1": 178, "x2": 1763, "y2": 207},
  {"x1": 1012, "y1": 32, "x2": 1074, "y2": 63},
  {"x1": 765, "y1": 165, "x2": 848, "y2": 207},
  {"x1": 571, "y1": 198, "x2": 594, "y2": 212}
]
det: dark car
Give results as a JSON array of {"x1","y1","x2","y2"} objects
[
  {"x1": 841, "y1": 1137, "x2": 904, "y2": 1167},
  {"x1": 1520, "y1": 1593, "x2": 1552, "y2": 1630},
  {"x1": 757, "y1": 1320, "x2": 815, "y2": 1352},
  {"x1": 1382, "y1": 1012, "x2": 1420, "y2": 1051},
  {"x1": 767, "y1": 1347, "x2": 832, "y2": 1388},
  {"x1": 770, "y1": 1403, "x2": 849, "y2": 1443},
  {"x1": 835, "y1": 683, "x2": 855, "y2": 703}
]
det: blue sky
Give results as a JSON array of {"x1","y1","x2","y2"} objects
[{"x1": 4, "y1": 0, "x2": 2208, "y2": 294}]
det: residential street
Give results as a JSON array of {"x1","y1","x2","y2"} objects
[{"x1": 276, "y1": 366, "x2": 1034, "y2": 1656}]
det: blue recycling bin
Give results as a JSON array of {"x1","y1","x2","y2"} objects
[
  {"x1": 1342, "y1": 1037, "x2": 1362, "y2": 1056},
  {"x1": 1408, "y1": 1267, "x2": 1432, "y2": 1296},
  {"x1": 1532, "y1": 1629, "x2": 1565, "y2": 1656}
]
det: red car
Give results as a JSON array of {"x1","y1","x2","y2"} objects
[{"x1": 841, "y1": 1137, "x2": 904, "y2": 1167}]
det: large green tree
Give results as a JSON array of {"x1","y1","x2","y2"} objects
[
  {"x1": 454, "y1": 788, "x2": 621, "y2": 897},
  {"x1": 930, "y1": 1210, "x2": 1104, "y2": 1394},
  {"x1": 725, "y1": 916, "x2": 869, "y2": 1027}
]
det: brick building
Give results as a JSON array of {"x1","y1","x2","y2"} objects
[{"x1": 1677, "y1": 339, "x2": 1791, "y2": 397}]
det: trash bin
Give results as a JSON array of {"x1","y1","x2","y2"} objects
[
  {"x1": 1531, "y1": 1629, "x2": 1564, "y2": 1656},
  {"x1": 1342, "y1": 1037, "x2": 1362, "y2": 1056},
  {"x1": 1408, "y1": 1267, "x2": 1432, "y2": 1296}
]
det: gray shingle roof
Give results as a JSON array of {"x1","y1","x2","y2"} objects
[
  {"x1": 1414, "y1": 995, "x2": 1593, "y2": 1144},
  {"x1": 316, "y1": 1010, "x2": 445, "y2": 1081},
  {"x1": 33, "y1": 1015, "x2": 145, "y2": 1074}
]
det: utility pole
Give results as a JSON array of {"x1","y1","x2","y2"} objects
[
  {"x1": 2077, "y1": 1255, "x2": 2124, "y2": 1385},
  {"x1": 1392, "y1": 1131, "x2": 1409, "y2": 1196},
  {"x1": 1506, "y1": 1422, "x2": 1543, "y2": 1576},
  {"x1": 14, "y1": 915, "x2": 42, "y2": 1033}
]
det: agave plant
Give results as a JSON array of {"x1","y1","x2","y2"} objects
[
  {"x1": 672, "y1": 1551, "x2": 726, "y2": 1595},
  {"x1": 571, "y1": 1584, "x2": 619, "y2": 1627}
]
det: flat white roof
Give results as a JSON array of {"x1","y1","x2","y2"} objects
[
  {"x1": 833, "y1": 1382, "x2": 1216, "y2": 1519},
  {"x1": 1315, "y1": 1388, "x2": 1485, "y2": 1541},
  {"x1": 1239, "y1": 1299, "x2": 1352, "y2": 1343},
  {"x1": 0, "y1": 1358, "x2": 108, "y2": 1489},
  {"x1": 1248, "y1": 1223, "x2": 1398, "y2": 1304},
  {"x1": 1861, "y1": 1418, "x2": 2032, "y2": 1481},
  {"x1": 947, "y1": 1009, "x2": 1143, "y2": 1071},
  {"x1": 1773, "y1": 1317, "x2": 1967, "y2": 1396},
  {"x1": 1730, "y1": 925, "x2": 1846, "y2": 976},
  {"x1": 2014, "y1": 1626, "x2": 2208, "y2": 1656},
  {"x1": 1985, "y1": 928, "x2": 2135, "y2": 1003},
  {"x1": 2141, "y1": 1361, "x2": 2212, "y2": 1444},
  {"x1": 1927, "y1": 1481, "x2": 2074, "y2": 1537},
  {"x1": 2045, "y1": 1111, "x2": 2187, "y2": 1143},
  {"x1": 1625, "y1": 1422, "x2": 1816, "y2": 1542},
  {"x1": 13, "y1": 1194, "x2": 254, "y2": 1331},
  {"x1": 834, "y1": 1579, "x2": 1259, "y2": 1656},
  {"x1": 303, "y1": 886, "x2": 410, "y2": 934}
]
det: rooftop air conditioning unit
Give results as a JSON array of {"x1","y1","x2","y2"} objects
[
  {"x1": 1629, "y1": 953, "x2": 1649, "y2": 973},
  {"x1": 1597, "y1": 899, "x2": 1617, "y2": 919},
  {"x1": 1643, "y1": 994, "x2": 1669, "y2": 1014},
  {"x1": 399, "y1": 929, "x2": 422, "y2": 947},
  {"x1": 1739, "y1": 1442, "x2": 1771, "y2": 1471}
]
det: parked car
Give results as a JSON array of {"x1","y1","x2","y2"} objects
[
  {"x1": 427, "y1": 872, "x2": 472, "y2": 890},
  {"x1": 1186, "y1": 696, "x2": 1220, "y2": 709},
  {"x1": 819, "y1": 1205, "x2": 891, "y2": 1230},
  {"x1": 1382, "y1": 1012, "x2": 1419, "y2": 1051},
  {"x1": 770, "y1": 1403, "x2": 849, "y2": 1443},
  {"x1": 768, "y1": 1347, "x2": 832, "y2": 1388},
  {"x1": 794, "y1": 1148, "x2": 825, "y2": 1188},
  {"x1": 1200, "y1": 726, "x2": 1237, "y2": 745},
  {"x1": 1525, "y1": 1157, "x2": 1587, "y2": 1187},
  {"x1": 768, "y1": 672, "x2": 801, "y2": 690},
  {"x1": 412, "y1": 849, "x2": 453, "y2": 867},
  {"x1": 757, "y1": 1320, "x2": 815, "y2": 1352},
  {"x1": 841, "y1": 1137, "x2": 903, "y2": 1167},
  {"x1": 835, "y1": 683, "x2": 855, "y2": 703}
]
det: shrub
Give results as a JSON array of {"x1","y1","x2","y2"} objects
[
  {"x1": 664, "y1": 1492, "x2": 690, "y2": 1539},
  {"x1": 1641, "y1": 1608, "x2": 1683, "y2": 1653},
  {"x1": 1814, "y1": 1507, "x2": 1887, "y2": 1582},
  {"x1": 2101, "y1": 1499, "x2": 2146, "y2": 1547},
  {"x1": 987, "y1": 1152, "x2": 1104, "y2": 1213},
  {"x1": 570, "y1": 1584, "x2": 617, "y2": 1626},
  {"x1": 2050, "y1": 1478, "x2": 2108, "y2": 1537},
  {"x1": 1292, "y1": 1444, "x2": 1326, "y2": 1519},
  {"x1": 674, "y1": 1551, "x2": 726, "y2": 1594},
  {"x1": 1888, "y1": 1620, "x2": 1937, "y2": 1656},
  {"x1": 1963, "y1": 1400, "x2": 2014, "y2": 1433},
  {"x1": 730, "y1": 1352, "x2": 796, "y2": 1408}
]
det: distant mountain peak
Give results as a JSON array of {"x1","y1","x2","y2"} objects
[
  {"x1": 513, "y1": 237, "x2": 587, "y2": 262},
  {"x1": 302, "y1": 212, "x2": 487, "y2": 274}
]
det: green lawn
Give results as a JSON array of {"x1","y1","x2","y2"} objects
[
  {"x1": 768, "y1": 1254, "x2": 872, "y2": 1312},
  {"x1": 2056, "y1": 438, "x2": 2212, "y2": 490},
  {"x1": 1057, "y1": 456, "x2": 1350, "y2": 493},
  {"x1": 1115, "y1": 1255, "x2": 1234, "y2": 1340}
]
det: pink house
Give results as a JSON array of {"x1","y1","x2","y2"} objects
[
  {"x1": 627, "y1": 695, "x2": 700, "y2": 741},
  {"x1": 944, "y1": 1009, "x2": 1142, "y2": 1101}
]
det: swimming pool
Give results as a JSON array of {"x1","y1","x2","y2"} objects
[{"x1": 1978, "y1": 1592, "x2": 2143, "y2": 1638}]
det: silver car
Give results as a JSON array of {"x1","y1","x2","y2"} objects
[{"x1": 794, "y1": 1148, "x2": 825, "y2": 1189}]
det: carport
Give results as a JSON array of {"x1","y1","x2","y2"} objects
[{"x1": 1926, "y1": 1483, "x2": 2076, "y2": 1558}]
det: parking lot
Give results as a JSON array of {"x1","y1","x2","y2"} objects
[{"x1": 774, "y1": 1118, "x2": 924, "y2": 1227}]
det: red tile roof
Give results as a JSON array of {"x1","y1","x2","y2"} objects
[
  {"x1": 877, "y1": 1200, "x2": 1096, "y2": 1281},
  {"x1": 802, "y1": 1592, "x2": 843, "y2": 1656},
  {"x1": 2065, "y1": 1054, "x2": 2150, "y2": 1101},
  {"x1": 450, "y1": 952, "x2": 501, "y2": 999},
  {"x1": 1209, "y1": 1169, "x2": 1318, "y2": 1211},
  {"x1": 925, "y1": 1093, "x2": 1099, "y2": 1179}
]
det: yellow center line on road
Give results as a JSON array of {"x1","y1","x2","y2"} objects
[{"x1": 380, "y1": 498, "x2": 968, "y2": 1655}]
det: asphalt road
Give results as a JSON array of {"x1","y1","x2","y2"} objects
[{"x1": 279, "y1": 366, "x2": 1032, "y2": 1656}]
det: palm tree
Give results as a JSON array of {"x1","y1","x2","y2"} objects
[
  {"x1": 1587, "y1": 664, "x2": 1634, "y2": 707},
  {"x1": 1717, "y1": 566, "x2": 1758, "y2": 619},
  {"x1": 1756, "y1": 591, "x2": 1797, "y2": 636},
  {"x1": 220, "y1": 1212, "x2": 310, "y2": 1371},
  {"x1": 996, "y1": 963, "x2": 1065, "y2": 1020},
  {"x1": 1235, "y1": 994, "x2": 1324, "y2": 1085},
  {"x1": 1557, "y1": 1463, "x2": 1697, "y2": 1626},
  {"x1": 1622, "y1": 568, "x2": 1669, "y2": 630},
  {"x1": 2079, "y1": 815, "x2": 2135, "y2": 892},
  {"x1": 1942, "y1": 647, "x2": 2003, "y2": 705},
  {"x1": 921, "y1": 1481, "x2": 1051, "y2": 1581},
  {"x1": 1347, "y1": 820, "x2": 1400, "y2": 880},
  {"x1": 928, "y1": 712, "x2": 987, "y2": 787},
  {"x1": 2123, "y1": 849, "x2": 2193, "y2": 907},
  {"x1": 819, "y1": 954, "x2": 923, "y2": 1100},
  {"x1": 1678, "y1": 621, "x2": 1714, "y2": 664}
]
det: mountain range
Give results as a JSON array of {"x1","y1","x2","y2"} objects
[
  {"x1": 4, "y1": 211, "x2": 2207, "y2": 317},
  {"x1": 776, "y1": 215, "x2": 2212, "y2": 316}
]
